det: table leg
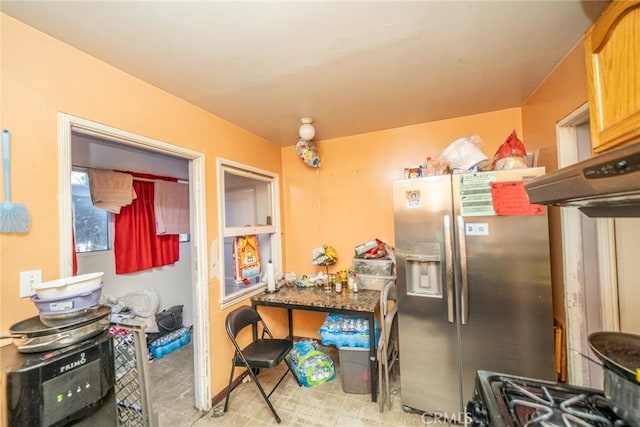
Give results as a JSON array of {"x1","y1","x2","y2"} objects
[
  {"x1": 287, "y1": 308, "x2": 293, "y2": 340},
  {"x1": 368, "y1": 311, "x2": 378, "y2": 403}
]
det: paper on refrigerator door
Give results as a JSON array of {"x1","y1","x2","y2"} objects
[{"x1": 458, "y1": 172, "x2": 497, "y2": 217}]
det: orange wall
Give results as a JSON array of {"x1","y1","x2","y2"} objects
[
  {"x1": 521, "y1": 41, "x2": 590, "y2": 330},
  {"x1": 280, "y1": 42, "x2": 589, "y2": 340},
  {"x1": 281, "y1": 109, "x2": 523, "y2": 337},
  {"x1": 0, "y1": 15, "x2": 281, "y2": 397}
]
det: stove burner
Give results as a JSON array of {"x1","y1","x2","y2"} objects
[
  {"x1": 468, "y1": 371, "x2": 633, "y2": 427},
  {"x1": 503, "y1": 379, "x2": 627, "y2": 427}
]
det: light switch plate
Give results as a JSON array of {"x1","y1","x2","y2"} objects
[{"x1": 20, "y1": 270, "x2": 42, "y2": 298}]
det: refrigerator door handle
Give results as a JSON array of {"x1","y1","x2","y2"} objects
[
  {"x1": 456, "y1": 215, "x2": 469, "y2": 325},
  {"x1": 444, "y1": 215, "x2": 455, "y2": 323}
]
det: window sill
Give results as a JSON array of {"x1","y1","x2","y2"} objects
[{"x1": 220, "y1": 283, "x2": 267, "y2": 309}]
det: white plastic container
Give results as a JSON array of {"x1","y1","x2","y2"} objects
[
  {"x1": 356, "y1": 274, "x2": 395, "y2": 291},
  {"x1": 31, "y1": 284, "x2": 103, "y2": 315},
  {"x1": 352, "y1": 258, "x2": 393, "y2": 276},
  {"x1": 33, "y1": 272, "x2": 104, "y2": 299}
]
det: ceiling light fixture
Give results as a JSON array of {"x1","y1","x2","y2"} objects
[{"x1": 298, "y1": 118, "x2": 315, "y2": 141}]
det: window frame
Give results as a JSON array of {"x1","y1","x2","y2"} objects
[
  {"x1": 217, "y1": 158, "x2": 281, "y2": 308},
  {"x1": 71, "y1": 168, "x2": 111, "y2": 254}
]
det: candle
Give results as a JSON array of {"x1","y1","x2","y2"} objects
[{"x1": 267, "y1": 261, "x2": 276, "y2": 292}]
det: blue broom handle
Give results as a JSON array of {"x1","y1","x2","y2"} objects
[{"x1": 2, "y1": 129, "x2": 10, "y2": 202}]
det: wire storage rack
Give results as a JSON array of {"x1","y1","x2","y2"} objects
[{"x1": 110, "y1": 318, "x2": 157, "y2": 426}]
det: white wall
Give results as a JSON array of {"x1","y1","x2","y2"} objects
[
  {"x1": 72, "y1": 133, "x2": 189, "y2": 180},
  {"x1": 76, "y1": 243, "x2": 193, "y2": 327},
  {"x1": 616, "y1": 218, "x2": 640, "y2": 335},
  {"x1": 72, "y1": 132, "x2": 193, "y2": 326}
]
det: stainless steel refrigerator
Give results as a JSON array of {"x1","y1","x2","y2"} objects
[{"x1": 392, "y1": 167, "x2": 555, "y2": 420}]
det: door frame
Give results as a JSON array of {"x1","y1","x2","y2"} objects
[
  {"x1": 556, "y1": 102, "x2": 619, "y2": 387},
  {"x1": 57, "y1": 113, "x2": 212, "y2": 410}
]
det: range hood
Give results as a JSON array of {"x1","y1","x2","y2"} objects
[{"x1": 524, "y1": 141, "x2": 640, "y2": 218}]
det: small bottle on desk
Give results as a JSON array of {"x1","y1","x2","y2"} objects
[
  {"x1": 337, "y1": 269, "x2": 347, "y2": 294},
  {"x1": 347, "y1": 269, "x2": 357, "y2": 292},
  {"x1": 351, "y1": 272, "x2": 359, "y2": 293}
]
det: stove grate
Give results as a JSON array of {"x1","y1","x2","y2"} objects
[{"x1": 502, "y1": 379, "x2": 627, "y2": 427}]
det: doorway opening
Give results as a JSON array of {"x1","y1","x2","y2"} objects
[
  {"x1": 57, "y1": 113, "x2": 212, "y2": 411},
  {"x1": 556, "y1": 103, "x2": 618, "y2": 389}
]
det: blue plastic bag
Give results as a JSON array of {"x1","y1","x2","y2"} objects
[{"x1": 288, "y1": 339, "x2": 335, "y2": 387}]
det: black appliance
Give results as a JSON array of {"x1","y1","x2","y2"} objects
[
  {"x1": 467, "y1": 370, "x2": 633, "y2": 427},
  {"x1": 1, "y1": 330, "x2": 116, "y2": 426}
]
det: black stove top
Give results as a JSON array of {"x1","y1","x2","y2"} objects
[{"x1": 468, "y1": 370, "x2": 632, "y2": 427}]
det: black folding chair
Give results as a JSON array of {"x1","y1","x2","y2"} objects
[{"x1": 223, "y1": 305, "x2": 296, "y2": 423}]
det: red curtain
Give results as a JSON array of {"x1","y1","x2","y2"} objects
[
  {"x1": 72, "y1": 229, "x2": 78, "y2": 276},
  {"x1": 114, "y1": 179, "x2": 179, "y2": 274}
]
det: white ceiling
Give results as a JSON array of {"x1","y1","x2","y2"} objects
[{"x1": 1, "y1": 1, "x2": 609, "y2": 146}]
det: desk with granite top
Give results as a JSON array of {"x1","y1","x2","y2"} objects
[{"x1": 251, "y1": 286, "x2": 381, "y2": 402}]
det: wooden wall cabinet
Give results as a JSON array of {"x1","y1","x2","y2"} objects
[{"x1": 585, "y1": 0, "x2": 640, "y2": 154}]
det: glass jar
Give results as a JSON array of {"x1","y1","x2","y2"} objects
[{"x1": 325, "y1": 274, "x2": 336, "y2": 293}]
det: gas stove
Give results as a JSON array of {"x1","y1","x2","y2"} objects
[{"x1": 467, "y1": 370, "x2": 632, "y2": 427}]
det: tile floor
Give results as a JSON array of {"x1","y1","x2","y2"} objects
[{"x1": 148, "y1": 341, "x2": 435, "y2": 426}]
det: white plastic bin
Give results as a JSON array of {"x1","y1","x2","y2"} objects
[
  {"x1": 352, "y1": 258, "x2": 394, "y2": 276},
  {"x1": 356, "y1": 274, "x2": 395, "y2": 291}
]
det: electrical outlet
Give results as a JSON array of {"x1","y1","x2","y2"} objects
[{"x1": 19, "y1": 270, "x2": 42, "y2": 298}]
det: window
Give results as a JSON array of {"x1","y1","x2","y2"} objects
[
  {"x1": 218, "y1": 159, "x2": 281, "y2": 306},
  {"x1": 71, "y1": 170, "x2": 110, "y2": 252}
]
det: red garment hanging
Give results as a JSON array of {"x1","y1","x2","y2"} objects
[
  {"x1": 114, "y1": 179, "x2": 179, "y2": 274},
  {"x1": 72, "y1": 229, "x2": 78, "y2": 276}
]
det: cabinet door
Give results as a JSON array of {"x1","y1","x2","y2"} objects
[{"x1": 585, "y1": 1, "x2": 640, "y2": 154}]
